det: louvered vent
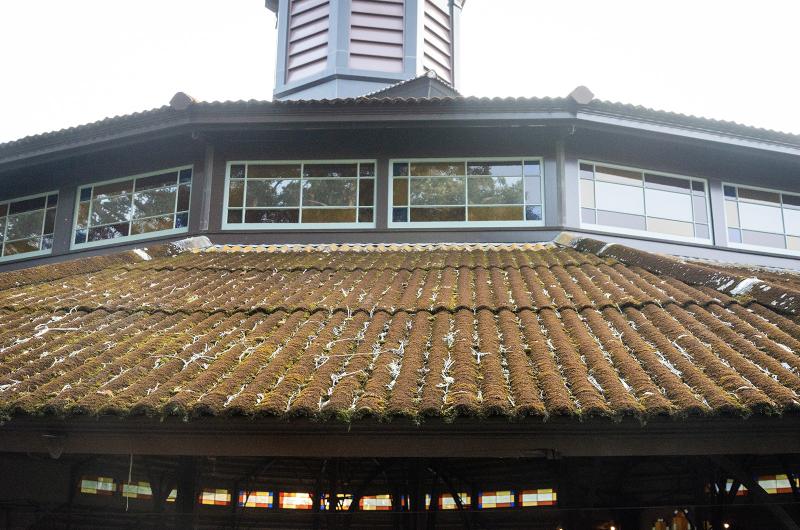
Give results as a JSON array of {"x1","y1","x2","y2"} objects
[
  {"x1": 349, "y1": 0, "x2": 404, "y2": 73},
  {"x1": 422, "y1": 0, "x2": 452, "y2": 82},
  {"x1": 286, "y1": 0, "x2": 331, "y2": 82}
]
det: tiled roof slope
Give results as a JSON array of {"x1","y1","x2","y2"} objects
[{"x1": 1, "y1": 240, "x2": 800, "y2": 422}]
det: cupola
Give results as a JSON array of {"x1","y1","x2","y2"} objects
[{"x1": 266, "y1": 0, "x2": 465, "y2": 100}]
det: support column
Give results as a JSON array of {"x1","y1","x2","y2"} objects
[{"x1": 175, "y1": 456, "x2": 198, "y2": 530}]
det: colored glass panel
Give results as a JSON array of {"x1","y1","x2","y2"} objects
[
  {"x1": 478, "y1": 490, "x2": 515, "y2": 509},
  {"x1": 80, "y1": 476, "x2": 115, "y2": 495},
  {"x1": 359, "y1": 494, "x2": 393, "y2": 511},
  {"x1": 519, "y1": 488, "x2": 557, "y2": 507},
  {"x1": 279, "y1": 492, "x2": 313, "y2": 510},
  {"x1": 238, "y1": 490, "x2": 274, "y2": 508},
  {"x1": 199, "y1": 488, "x2": 231, "y2": 506}
]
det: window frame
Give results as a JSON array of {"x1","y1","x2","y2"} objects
[
  {"x1": 70, "y1": 165, "x2": 192, "y2": 250},
  {"x1": 578, "y1": 160, "x2": 713, "y2": 245},
  {"x1": 0, "y1": 189, "x2": 59, "y2": 263},
  {"x1": 387, "y1": 156, "x2": 546, "y2": 228},
  {"x1": 222, "y1": 159, "x2": 378, "y2": 230},
  {"x1": 722, "y1": 181, "x2": 800, "y2": 256}
]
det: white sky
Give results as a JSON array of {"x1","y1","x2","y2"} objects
[{"x1": 0, "y1": 0, "x2": 798, "y2": 144}]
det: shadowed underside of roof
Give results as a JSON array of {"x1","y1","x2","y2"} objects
[{"x1": 0, "y1": 240, "x2": 799, "y2": 422}]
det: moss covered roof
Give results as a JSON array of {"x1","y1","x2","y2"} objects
[{"x1": 0, "y1": 238, "x2": 799, "y2": 422}]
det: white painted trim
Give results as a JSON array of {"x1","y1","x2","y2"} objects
[
  {"x1": 70, "y1": 165, "x2": 193, "y2": 250},
  {"x1": 578, "y1": 160, "x2": 713, "y2": 245},
  {"x1": 221, "y1": 160, "x2": 378, "y2": 230},
  {"x1": 0, "y1": 189, "x2": 58, "y2": 262},
  {"x1": 387, "y1": 157, "x2": 545, "y2": 229}
]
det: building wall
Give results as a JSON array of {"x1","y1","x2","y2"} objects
[{"x1": 1, "y1": 123, "x2": 800, "y2": 271}]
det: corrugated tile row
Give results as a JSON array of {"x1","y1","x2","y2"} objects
[{"x1": 0, "y1": 243, "x2": 799, "y2": 420}]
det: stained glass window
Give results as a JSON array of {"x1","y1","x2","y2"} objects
[
  {"x1": 80, "y1": 476, "x2": 115, "y2": 495},
  {"x1": 166, "y1": 488, "x2": 177, "y2": 503},
  {"x1": 519, "y1": 488, "x2": 557, "y2": 507},
  {"x1": 359, "y1": 494, "x2": 393, "y2": 511},
  {"x1": 426, "y1": 492, "x2": 471, "y2": 510},
  {"x1": 724, "y1": 183, "x2": 800, "y2": 252},
  {"x1": 225, "y1": 161, "x2": 376, "y2": 227},
  {"x1": 238, "y1": 490, "x2": 274, "y2": 508},
  {"x1": 478, "y1": 490, "x2": 515, "y2": 509},
  {"x1": 73, "y1": 166, "x2": 191, "y2": 247},
  {"x1": 120, "y1": 480, "x2": 153, "y2": 499},
  {"x1": 279, "y1": 492, "x2": 314, "y2": 510},
  {"x1": 320, "y1": 493, "x2": 353, "y2": 510},
  {"x1": 199, "y1": 488, "x2": 231, "y2": 506},
  {"x1": 758, "y1": 474, "x2": 799, "y2": 494},
  {"x1": 0, "y1": 192, "x2": 58, "y2": 260},
  {"x1": 390, "y1": 159, "x2": 544, "y2": 226},
  {"x1": 580, "y1": 162, "x2": 711, "y2": 243}
]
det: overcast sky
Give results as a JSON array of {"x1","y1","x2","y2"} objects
[{"x1": 1, "y1": 0, "x2": 798, "y2": 144}]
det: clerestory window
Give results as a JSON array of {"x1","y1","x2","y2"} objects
[
  {"x1": 0, "y1": 191, "x2": 58, "y2": 261},
  {"x1": 72, "y1": 166, "x2": 192, "y2": 248},
  {"x1": 389, "y1": 158, "x2": 544, "y2": 227},
  {"x1": 579, "y1": 161, "x2": 711, "y2": 243},
  {"x1": 724, "y1": 183, "x2": 800, "y2": 253}
]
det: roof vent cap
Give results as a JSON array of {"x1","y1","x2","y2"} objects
[
  {"x1": 568, "y1": 85, "x2": 594, "y2": 105},
  {"x1": 169, "y1": 91, "x2": 196, "y2": 111}
]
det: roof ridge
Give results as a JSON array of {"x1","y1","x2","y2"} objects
[{"x1": 199, "y1": 242, "x2": 554, "y2": 254}]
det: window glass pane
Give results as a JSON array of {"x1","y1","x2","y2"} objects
[
  {"x1": 738, "y1": 202, "x2": 783, "y2": 233},
  {"x1": 647, "y1": 218, "x2": 695, "y2": 237},
  {"x1": 393, "y1": 162, "x2": 409, "y2": 176},
  {"x1": 695, "y1": 224, "x2": 710, "y2": 239},
  {"x1": 467, "y1": 176, "x2": 523, "y2": 205},
  {"x1": 43, "y1": 209, "x2": 56, "y2": 234},
  {"x1": 645, "y1": 174, "x2": 691, "y2": 193},
  {"x1": 410, "y1": 162, "x2": 463, "y2": 176},
  {"x1": 359, "y1": 164, "x2": 376, "y2": 177},
  {"x1": 724, "y1": 185, "x2": 737, "y2": 198},
  {"x1": 581, "y1": 207, "x2": 596, "y2": 224},
  {"x1": 94, "y1": 180, "x2": 133, "y2": 197},
  {"x1": 783, "y1": 194, "x2": 800, "y2": 209},
  {"x1": 244, "y1": 209, "x2": 299, "y2": 223},
  {"x1": 524, "y1": 161, "x2": 541, "y2": 176},
  {"x1": 468, "y1": 206, "x2": 523, "y2": 221},
  {"x1": 467, "y1": 161, "x2": 521, "y2": 177},
  {"x1": 728, "y1": 228, "x2": 741, "y2": 243},
  {"x1": 725, "y1": 200, "x2": 740, "y2": 228},
  {"x1": 0, "y1": 218, "x2": 4, "y2": 242},
  {"x1": 525, "y1": 176, "x2": 541, "y2": 204},
  {"x1": 409, "y1": 207, "x2": 465, "y2": 222},
  {"x1": 302, "y1": 208, "x2": 356, "y2": 223},
  {"x1": 248, "y1": 164, "x2": 301, "y2": 179},
  {"x1": 595, "y1": 181, "x2": 645, "y2": 215},
  {"x1": 136, "y1": 172, "x2": 177, "y2": 191},
  {"x1": 596, "y1": 210, "x2": 646, "y2": 230},
  {"x1": 177, "y1": 184, "x2": 191, "y2": 211},
  {"x1": 525, "y1": 205, "x2": 542, "y2": 221},
  {"x1": 131, "y1": 215, "x2": 174, "y2": 235},
  {"x1": 358, "y1": 208, "x2": 373, "y2": 223},
  {"x1": 245, "y1": 180, "x2": 301, "y2": 207},
  {"x1": 227, "y1": 209, "x2": 243, "y2": 223},
  {"x1": 4, "y1": 238, "x2": 40, "y2": 255},
  {"x1": 9, "y1": 196, "x2": 46, "y2": 214},
  {"x1": 91, "y1": 195, "x2": 132, "y2": 225},
  {"x1": 175, "y1": 212, "x2": 188, "y2": 228},
  {"x1": 79, "y1": 188, "x2": 92, "y2": 202},
  {"x1": 303, "y1": 164, "x2": 357, "y2": 178},
  {"x1": 692, "y1": 196, "x2": 708, "y2": 224},
  {"x1": 228, "y1": 180, "x2": 244, "y2": 207},
  {"x1": 89, "y1": 223, "x2": 129, "y2": 242},
  {"x1": 230, "y1": 164, "x2": 246, "y2": 179},
  {"x1": 738, "y1": 187, "x2": 780, "y2": 205},
  {"x1": 787, "y1": 236, "x2": 800, "y2": 251},
  {"x1": 5, "y1": 210, "x2": 44, "y2": 241},
  {"x1": 410, "y1": 177, "x2": 465, "y2": 205},
  {"x1": 392, "y1": 207, "x2": 408, "y2": 222},
  {"x1": 359, "y1": 179, "x2": 374, "y2": 206},
  {"x1": 393, "y1": 179, "x2": 408, "y2": 206},
  {"x1": 692, "y1": 181, "x2": 706, "y2": 194},
  {"x1": 41, "y1": 234, "x2": 53, "y2": 250},
  {"x1": 580, "y1": 179, "x2": 595, "y2": 209},
  {"x1": 580, "y1": 163, "x2": 594, "y2": 180},
  {"x1": 595, "y1": 166, "x2": 642, "y2": 185},
  {"x1": 742, "y1": 230, "x2": 785, "y2": 249},
  {"x1": 133, "y1": 186, "x2": 177, "y2": 219},
  {"x1": 783, "y1": 208, "x2": 800, "y2": 236},
  {"x1": 179, "y1": 168, "x2": 193, "y2": 184},
  {"x1": 302, "y1": 179, "x2": 357, "y2": 207},
  {"x1": 644, "y1": 189, "x2": 693, "y2": 222}
]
